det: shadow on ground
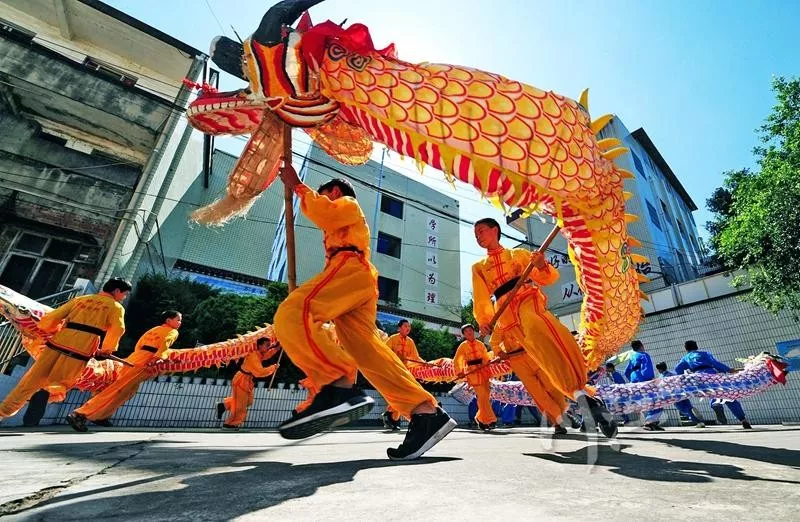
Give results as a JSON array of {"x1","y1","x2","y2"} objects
[
  {"x1": 525, "y1": 442, "x2": 800, "y2": 485},
  {"x1": 4, "y1": 439, "x2": 461, "y2": 519}
]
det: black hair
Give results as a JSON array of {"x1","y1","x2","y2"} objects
[
  {"x1": 102, "y1": 277, "x2": 133, "y2": 293},
  {"x1": 631, "y1": 340, "x2": 643, "y2": 351},
  {"x1": 605, "y1": 362, "x2": 615, "y2": 369},
  {"x1": 474, "y1": 217, "x2": 501, "y2": 240},
  {"x1": 684, "y1": 340, "x2": 698, "y2": 351},
  {"x1": 161, "y1": 310, "x2": 181, "y2": 322},
  {"x1": 397, "y1": 319, "x2": 409, "y2": 327},
  {"x1": 461, "y1": 324, "x2": 475, "y2": 333},
  {"x1": 318, "y1": 178, "x2": 356, "y2": 198},
  {"x1": 656, "y1": 362, "x2": 668, "y2": 372},
  {"x1": 256, "y1": 337, "x2": 271, "y2": 347}
]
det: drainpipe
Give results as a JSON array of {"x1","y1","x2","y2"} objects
[
  {"x1": 371, "y1": 148, "x2": 386, "y2": 252},
  {"x1": 94, "y1": 55, "x2": 207, "y2": 286}
]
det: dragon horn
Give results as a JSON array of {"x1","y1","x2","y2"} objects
[{"x1": 253, "y1": 0, "x2": 326, "y2": 45}]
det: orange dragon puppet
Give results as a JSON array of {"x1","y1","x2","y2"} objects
[{"x1": 187, "y1": 0, "x2": 646, "y2": 370}]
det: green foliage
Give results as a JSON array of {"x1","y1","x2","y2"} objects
[
  {"x1": 410, "y1": 320, "x2": 458, "y2": 360},
  {"x1": 122, "y1": 273, "x2": 218, "y2": 353},
  {"x1": 706, "y1": 77, "x2": 800, "y2": 314},
  {"x1": 460, "y1": 300, "x2": 476, "y2": 327}
]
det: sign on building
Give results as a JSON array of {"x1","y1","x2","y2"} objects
[{"x1": 561, "y1": 281, "x2": 583, "y2": 303}]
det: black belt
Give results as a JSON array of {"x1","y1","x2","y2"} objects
[
  {"x1": 240, "y1": 369, "x2": 254, "y2": 377},
  {"x1": 467, "y1": 358, "x2": 483, "y2": 366},
  {"x1": 45, "y1": 342, "x2": 91, "y2": 362},
  {"x1": 141, "y1": 346, "x2": 158, "y2": 353},
  {"x1": 327, "y1": 246, "x2": 363, "y2": 258},
  {"x1": 65, "y1": 321, "x2": 107, "y2": 347},
  {"x1": 493, "y1": 277, "x2": 529, "y2": 301}
]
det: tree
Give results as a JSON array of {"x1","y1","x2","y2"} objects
[
  {"x1": 460, "y1": 300, "x2": 476, "y2": 327},
  {"x1": 410, "y1": 320, "x2": 458, "y2": 361},
  {"x1": 706, "y1": 77, "x2": 800, "y2": 314}
]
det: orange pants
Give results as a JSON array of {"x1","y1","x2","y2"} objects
[
  {"x1": 497, "y1": 289, "x2": 587, "y2": 400},
  {"x1": 507, "y1": 353, "x2": 568, "y2": 425},
  {"x1": 75, "y1": 366, "x2": 153, "y2": 421},
  {"x1": 223, "y1": 372, "x2": 255, "y2": 427},
  {"x1": 0, "y1": 348, "x2": 86, "y2": 418},
  {"x1": 273, "y1": 253, "x2": 436, "y2": 418},
  {"x1": 472, "y1": 382, "x2": 496, "y2": 425}
]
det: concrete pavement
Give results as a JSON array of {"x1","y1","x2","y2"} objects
[{"x1": 1, "y1": 425, "x2": 798, "y2": 521}]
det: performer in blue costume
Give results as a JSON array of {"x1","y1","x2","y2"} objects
[
  {"x1": 625, "y1": 340, "x2": 663, "y2": 431},
  {"x1": 675, "y1": 340, "x2": 752, "y2": 429}
]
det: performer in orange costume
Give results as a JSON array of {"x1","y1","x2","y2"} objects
[
  {"x1": 216, "y1": 337, "x2": 279, "y2": 430},
  {"x1": 453, "y1": 324, "x2": 496, "y2": 430},
  {"x1": 472, "y1": 218, "x2": 617, "y2": 437},
  {"x1": 0, "y1": 278, "x2": 130, "y2": 420},
  {"x1": 273, "y1": 165, "x2": 455, "y2": 460},
  {"x1": 382, "y1": 318, "x2": 424, "y2": 430},
  {"x1": 66, "y1": 310, "x2": 183, "y2": 432}
]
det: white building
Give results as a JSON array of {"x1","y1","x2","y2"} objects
[{"x1": 157, "y1": 142, "x2": 462, "y2": 329}]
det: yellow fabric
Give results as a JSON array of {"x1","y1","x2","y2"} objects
[
  {"x1": 506, "y1": 354, "x2": 568, "y2": 425},
  {"x1": 472, "y1": 247, "x2": 559, "y2": 330},
  {"x1": 222, "y1": 352, "x2": 278, "y2": 427},
  {"x1": 75, "y1": 326, "x2": 179, "y2": 420},
  {"x1": 386, "y1": 334, "x2": 423, "y2": 368},
  {"x1": 0, "y1": 348, "x2": 86, "y2": 418},
  {"x1": 39, "y1": 293, "x2": 126, "y2": 357},
  {"x1": 273, "y1": 187, "x2": 436, "y2": 418},
  {"x1": 295, "y1": 184, "x2": 371, "y2": 258},
  {"x1": 473, "y1": 382, "x2": 496, "y2": 425},
  {"x1": 453, "y1": 339, "x2": 492, "y2": 386},
  {"x1": 473, "y1": 249, "x2": 586, "y2": 399},
  {"x1": 126, "y1": 325, "x2": 179, "y2": 367}
]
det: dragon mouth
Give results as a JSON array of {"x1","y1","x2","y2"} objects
[{"x1": 186, "y1": 88, "x2": 266, "y2": 135}]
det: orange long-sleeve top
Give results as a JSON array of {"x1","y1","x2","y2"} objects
[
  {"x1": 471, "y1": 247, "x2": 560, "y2": 329},
  {"x1": 387, "y1": 333, "x2": 423, "y2": 367},
  {"x1": 239, "y1": 350, "x2": 278, "y2": 378},
  {"x1": 126, "y1": 325, "x2": 179, "y2": 367},
  {"x1": 38, "y1": 292, "x2": 126, "y2": 357},
  {"x1": 453, "y1": 339, "x2": 492, "y2": 385},
  {"x1": 295, "y1": 184, "x2": 371, "y2": 260}
]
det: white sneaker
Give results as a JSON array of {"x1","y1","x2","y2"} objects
[{"x1": 695, "y1": 422, "x2": 706, "y2": 428}]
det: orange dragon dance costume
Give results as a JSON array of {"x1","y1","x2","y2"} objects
[
  {"x1": 272, "y1": 184, "x2": 437, "y2": 418},
  {"x1": 73, "y1": 325, "x2": 178, "y2": 421},
  {"x1": 384, "y1": 332, "x2": 424, "y2": 422},
  {"x1": 221, "y1": 348, "x2": 279, "y2": 427},
  {"x1": 0, "y1": 292, "x2": 125, "y2": 418},
  {"x1": 453, "y1": 338, "x2": 495, "y2": 426},
  {"x1": 473, "y1": 247, "x2": 587, "y2": 419}
]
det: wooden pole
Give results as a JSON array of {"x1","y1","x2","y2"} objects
[
  {"x1": 269, "y1": 124, "x2": 296, "y2": 390},
  {"x1": 283, "y1": 124, "x2": 297, "y2": 293},
  {"x1": 485, "y1": 224, "x2": 561, "y2": 333}
]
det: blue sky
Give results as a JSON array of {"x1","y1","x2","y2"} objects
[{"x1": 106, "y1": 0, "x2": 799, "y2": 300}]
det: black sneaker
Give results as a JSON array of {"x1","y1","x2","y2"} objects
[
  {"x1": 387, "y1": 408, "x2": 457, "y2": 461},
  {"x1": 382, "y1": 411, "x2": 400, "y2": 431},
  {"x1": 216, "y1": 402, "x2": 226, "y2": 420},
  {"x1": 278, "y1": 385, "x2": 374, "y2": 440},
  {"x1": 222, "y1": 423, "x2": 240, "y2": 431},
  {"x1": 742, "y1": 420, "x2": 753, "y2": 430},
  {"x1": 66, "y1": 412, "x2": 88, "y2": 433},
  {"x1": 91, "y1": 418, "x2": 113, "y2": 427},
  {"x1": 577, "y1": 394, "x2": 618, "y2": 438},
  {"x1": 553, "y1": 424, "x2": 568, "y2": 435}
]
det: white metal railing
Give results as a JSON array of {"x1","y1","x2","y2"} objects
[{"x1": 0, "y1": 285, "x2": 84, "y2": 374}]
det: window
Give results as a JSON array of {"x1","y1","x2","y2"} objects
[
  {"x1": 0, "y1": 18, "x2": 35, "y2": 44},
  {"x1": 380, "y1": 194, "x2": 403, "y2": 219},
  {"x1": 83, "y1": 57, "x2": 138, "y2": 87},
  {"x1": 645, "y1": 200, "x2": 662, "y2": 232},
  {"x1": 377, "y1": 276, "x2": 399, "y2": 303},
  {"x1": 0, "y1": 231, "x2": 81, "y2": 298},
  {"x1": 631, "y1": 151, "x2": 647, "y2": 179},
  {"x1": 677, "y1": 220, "x2": 687, "y2": 239},
  {"x1": 377, "y1": 232, "x2": 402, "y2": 258},
  {"x1": 660, "y1": 199, "x2": 672, "y2": 224}
]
